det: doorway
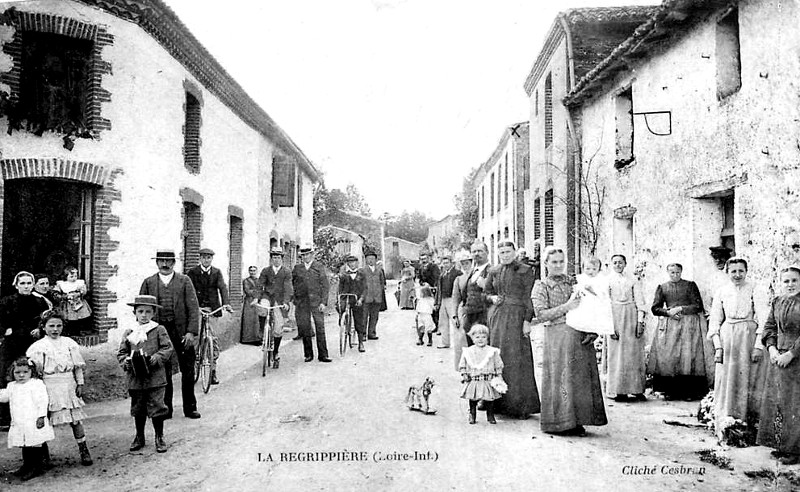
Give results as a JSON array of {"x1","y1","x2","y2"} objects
[{"x1": 2, "y1": 178, "x2": 95, "y2": 297}]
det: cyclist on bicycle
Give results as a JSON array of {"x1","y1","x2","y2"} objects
[
  {"x1": 338, "y1": 255, "x2": 366, "y2": 352},
  {"x1": 257, "y1": 247, "x2": 293, "y2": 368}
]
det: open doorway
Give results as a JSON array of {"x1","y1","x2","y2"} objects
[{"x1": 2, "y1": 178, "x2": 95, "y2": 298}]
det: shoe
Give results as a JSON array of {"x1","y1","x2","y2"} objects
[
  {"x1": 155, "y1": 435, "x2": 167, "y2": 453},
  {"x1": 41, "y1": 443, "x2": 51, "y2": 470},
  {"x1": 632, "y1": 393, "x2": 647, "y2": 402},
  {"x1": 210, "y1": 371, "x2": 219, "y2": 385},
  {"x1": 184, "y1": 410, "x2": 201, "y2": 419},
  {"x1": 427, "y1": 340, "x2": 433, "y2": 346},
  {"x1": 416, "y1": 339, "x2": 424, "y2": 346},
  {"x1": 566, "y1": 426, "x2": 587, "y2": 437},
  {"x1": 273, "y1": 357, "x2": 280, "y2": 369},
  {"x1": 487, "y1": 413, "x2": 497, "y2": 424},
  {"x1": 293, "y1": 335, "x2": 303, "y2": 341},
  {"x1": 358, "y1": 342, "x2": 365, "y2": 353},
  {"x1": 368, "y1": 336, "x2": 379, "y2": 340},
  {"x1": 612, "y1": 395, "x2": 630, "y2": 402},
  {"x1": 436, "y1": 345, "x2": 450, "y2": 349},
  {"x1": 78, "y1": 441, "x2": 93, "y2": 466},
  {"x1": 12, "y1": 463, "x2": 28, "y2": 476},
  {"x1": 469, "y1": 412, "x2": 476, "y2": 425},
  {"x1": 20, "y1": 466, "x2": 42, "y2": 481},
  {"x1": 304, "y1": 356, "x2": 313, "y2": 362},
  {"x1": 130, "y1": 435, "x2": 146, "y2": 451},
  {"x1": 319, "y1": 357, "x2": 332, "y2": 363}
]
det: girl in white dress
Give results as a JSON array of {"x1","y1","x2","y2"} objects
[
  {"x1": 459, "y1": 324, "x2": 505, "y2": 424},
  {"x1": 54, "y1": 266, "x2": 92, "y2": 336}
]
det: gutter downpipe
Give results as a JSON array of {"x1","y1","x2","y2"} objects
[{"x1": 559, "y1": 14, "x2": 583, "y2": 274}]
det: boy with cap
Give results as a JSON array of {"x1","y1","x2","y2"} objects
[
  {"x1": 186, "y1": 248, "x2": 232, "y2": 385},
  {"x1": 338, "y1": 255, "x2": 367, "y2": 352},
  {"x1": 257, "y1": 247, "x2": 293, "y2": 368},
  {"x1": 117, "y1": 295, "x2": 174, "y2": 453}
]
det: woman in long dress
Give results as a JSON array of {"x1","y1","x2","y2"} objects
[
  {"x1": 531, "y1": 247, "x2": 607, "y2": 435},
  {"x1": 485, "y1": 240, "x2": 539, "y2": 419},
  {"x1": 240, "y1": 266, "x2": 262, "y2": 345},
  {"x1": 399, "y1": 261, "x2": 416, "y2": 310},
  {"x1": 708, "y1": 257, "x2": 765, "y2": 445},
  {"x1": 757, "y1": 266, "x2": 800, "y2": 465},
  {"x1": 648, "y1": 263, "x2": 708, "y2": 400},
  {"x1": 605, "y1": 254, "x2": 647, "y2": 402}
]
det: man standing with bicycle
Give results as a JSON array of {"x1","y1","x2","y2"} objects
[
  {"x1": 292, "y1": 245, "x2": 331, "y2": 363},
  {"x1": 139, "y1": 250, "x2": 202, "y2": 419},
  {"x1": 338, "y1": 255, "x2": 366, "y2": 352},
  {"x1": 257, "y1": 247, "x2": 293, "y2": 368},
  {"x1": 186, "y1": 248, "x2": 233, "y2": 385}
]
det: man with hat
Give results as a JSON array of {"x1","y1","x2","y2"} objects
[
  {"x1": 359, "y1": 249, "x2": 386, "y2": 341},
  {"x1": 292, "y1": 245, "x2": 331, "y2": 362},
  {"x1": 435, "y1": 254, "x2": 461, "y2": 349},
  {"x1": 140, "y1": 250, "x2": 202, "y2": 419},
  {"x1": 338, "y1": 255, "x2": 367, "y2": 352},
  {"x1": 186, "y1": 248, "x2": 233, "y2": 385},
  {"x1": 257, "y1": 247, "x2": 293, "y2": 368}
]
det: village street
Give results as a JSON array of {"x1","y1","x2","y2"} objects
[{"x1": 0, "y1": 284, "x2": 793, "y2": 492}]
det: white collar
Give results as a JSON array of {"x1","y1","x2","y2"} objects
[
  {"x1": 201, "y1": 265, "x2": 212, "y2": 273},
  {"x1": 158, "y1": 272, "x2": 175, "y2": 285},
  {"x1": 369, "y1": 265, "x2": 375, "y2": 272},
  {"x1": 127, "y1": 320, "x2": 159, "y2": 345},
  {"x1": 304, "y1": 261, "x2": 313, "y2": 269},
  {"x1": 272, "y1": 265, "x2": 281, "y2": 273}
]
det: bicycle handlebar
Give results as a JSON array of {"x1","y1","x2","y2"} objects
[
  {"x1": 200, "y1": 306, "x2": 225, "y2": 317},
  {"x1": 338, "y1": 294, "x2": 359, "y2": 298}
]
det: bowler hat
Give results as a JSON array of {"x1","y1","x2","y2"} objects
[
  {"x1": 345, "y1": 255, "x2": 358, "y2": 262},
  {"x1": 127, "y1": 295, "x2": 162, "y2": 309},
  {"x1": 153, "y1": 250, "x2": 176, "y2": 261},
  {"x1": 269, "y1": 247, "x2": 285, "y2": 257},
  {"x1": 198, "y1": 248, "x2": 215, "y2": 256},
  {"x1": 364, "y1": 250, "x2": 378, "y2": 258}
]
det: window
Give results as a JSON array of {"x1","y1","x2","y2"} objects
[
  {"x1": 184, "y1": 92, "x2": 201, "y2": 173},
  {"x1": 716, "y1": 8, "x2": 741, "y2": 100},
  {"x1": 504, "y1": 226, "x2": 509, "y2": 239},
  {"x1": 523, "y1": 156, "x2": 530, "y2": 190},
  {"x1": 721, "y1": 193, "x2": 735, "y2": 252},
  {"x1": 480, "y1": 186, "x2": 485, "y2": 219},
  {"x1": 490, "y1": 173, "x2": 495, "y2": 217},
  {"x1": 490, "y1": 234, "x2": 495, "y2": 260},
  {"x1": 271, "y1": 154, "x2": 296, "y2": 209},
  {"x1": 534, "y1": 198, "x2": 541, "y2": 240},
  {"x1": 228, "y1": 216, "x2": 243, "y2": 309},
  {"x1": 19, "y1": 32, "x2": 92, "y2": 134},
  {"x1": 504, "y1": 155, "x2": 509, "y2": 208},
  {"x1": 615, "y1": 86, "x2": 634, "y2": 169},
  {"x1": 544, "y1": 73, "x2": 553, "y2": 149},
  {"x1": 297, "y1": 171, "x2": 303, "y2": 217},
  {"x1": 544, "y1": 189, "x2": 554, "y2": 246}
]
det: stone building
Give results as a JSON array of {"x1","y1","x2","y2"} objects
[
  {"x1": 473, "y1": 121, "x2": 530, "y2": 263},
  {"x1": 564, "y1": 0, "x2": 800, "y2": 308},
  {"x1": 0, "y1": 0, "x2": 319, "y2": 347},
  {"x1": 425, "y1": 213, "x2": 460, "y2": 260},
  {"x1": 522, "y1": 6, "x2": 658, "y2": 273},
  {"x1": 383, "y1": 236, "x2": 420, "y2": 279},
  {"x1": 317, "y1": 225, "x2": 365, "y2": 266}
]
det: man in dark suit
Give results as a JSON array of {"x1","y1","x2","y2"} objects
[
  {"x1": 292, "y1": 245, "x2": 331, "y2": 362},
  {"x1": 186, "y1": 248, "x2": 232, "y2": 385},
  {"x1": 257, "y1": 247, "x2": 293, "y2": 368},
  {"x1": 435, "y1": 254, "x2": 461, "y2": 349},
  {"x1": 360, "y1": 250, "x2": 386, "y2": 341},
  {"x1": 139, "y1": 250, "x2": 202, "y2": 419},
  {"x1": 338, "y1": 255, "x2": 367, "y2": 352},
  {"x1": 463, "y1": 241, "x2": 491, "y2": 347},
  {"x1": 417, "y1": 252, "x2": 441, "y2": 290}
]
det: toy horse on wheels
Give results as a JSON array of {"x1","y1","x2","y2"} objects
[{"x1": 405, "y1": 377, "x2": 437, "y2": 415}]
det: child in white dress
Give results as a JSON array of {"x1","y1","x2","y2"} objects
[
  {"x1": 459, "y1": 324, "x2": 505, "y2": 425},
  {"x1": 54, "y1": 266, "x2": 92, "y2": 335},
  {"x1": 26, "y1": 311, "x2": 93, "y2": 466},
  {"x1": 566, "y1": 257, "x2": 615, "y2": 336},
  {"x1": 0, "y1": 357, "x2": 55, "y2": 481},
  {"x1": 415, "y1": 285, "x2": 437, "y2": 346}
]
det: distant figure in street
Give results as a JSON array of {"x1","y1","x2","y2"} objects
[
  {"x1": 451, "y1": 251, "x2": 473, "y2": 371},
  {"x1": 459, "y1": 324, "x2": 503, "y2": 425},
  {"x1": 186, "y1": 248, "x2": 233, "y2": 385},
  {"x1": 360, "y1": 250, "x2": 386, "y2": 340},
  {"x1": 649, "y1": 263, "x2": 708, "y2": 401},
  {"x1": 240, "y1": 266, "x2": 261, "y2": 345},
  {"x1": 485, "y1": 240, "x2": 539, "y2": 419},
  {"x1": 398, "y1": 261, "x2": 416, "y2": 309},
  {"x1": 292, "y1": 245, "x2": 331, "y2": 363},
  {"x1": 605, "y1": 254, "x2": 647, "y2": 402},
  {"x1": 532, "y1": 247, "x2": 607, "y2": 436},
  {"x1": 757, "y1": 265, "x2": 800, "y2": 465},
  {"x1": 139, "y1": 250, "x2": 202, "y2": 420},
  {"x1": 708, "y1": 257, "x2": 765, "y2": 445},
  {"x1": 117, "y1": 295, "x2": 173, "y2": 454},
  {"x1": 257, "y1": 248, "x2": 293, "y2": 368},
  {"x1": 435, "y1": 255, "x2": 461, "y2": 349}
]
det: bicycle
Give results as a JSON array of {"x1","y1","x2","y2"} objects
[
  {"x1": 338, "y1": 293, "x2": 358, "y2": 357},
  {"x1": 195, "y1": 306, "x2": 224, "y2": 394},
  {"x1": 256, "y1": 300, "x2": 286, "y2": 377}
]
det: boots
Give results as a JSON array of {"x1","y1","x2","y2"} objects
[
  {"x1": 41, "y1": 442, "x2": 51, "y2": 469},
  {"x1": 427, "y1": 333, "x2": 433, "y2": 346},
  {"x1": 273, "y1": 337, "x2": 282, "y2": 368},
  {"x1": 153, "y1": 418, "x2": 167, "y2": 453},
  {"x1": 78, "y1": 440, "x2": 93, "y2": 466},
  {"x1": 416, "y1": 334, "x2": 424, "y2": 346},
  {"x1": 20, "y1": 447, "x2": 43, "y2": 481},
  {"x1": 485, "y1": 400, "x2": 496, "y2": 424},
  {"x1": 468, "y1": 400, "x2": 477, "y2": 425},
  {"x1": 210, "y1": 370, "x2": 220, "y2": 385}
]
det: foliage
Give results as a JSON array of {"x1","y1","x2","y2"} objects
[
  {"x1": 384, "y1": 210, "x2": 430, "y2": 244},
  {"x1": 454, "y1": 168, "x2": 479, "y2": 240},
  {"x1": 313, "y1": 227, "x2": 348, "y2": 272}
]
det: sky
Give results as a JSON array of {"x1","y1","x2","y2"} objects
[{"x1": 163, "y1": 0, "x2": 659, "y2": 220}]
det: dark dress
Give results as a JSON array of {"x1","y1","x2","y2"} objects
[
  {"x1": 240, "y1": 277, "x2": 261, "y2": 344},
  {"x1": 532, "y1": 275, "x2": 607, "y2": 433},
  {"x1": 485, "y1": 261, "x2": 540, "y2": 418},
  {"x1": 757, "y1": 293, "x2": 800, "y2": 455}
]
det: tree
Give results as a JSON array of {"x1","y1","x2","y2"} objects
[
  {"x1": 454, "y1": 168, "x2": 479, "y2": 240},
  {"x1": 385, "y1": 211, "x2": 430, "y2": 244},
  {"x1": 313, "y1": 227, "x2": 348, "y2": 271}
]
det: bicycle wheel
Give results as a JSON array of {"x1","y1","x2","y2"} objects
[
  {"x1": 200, "y1": 337, "x2": 214, "y2": 393},
  {"x1": 262, "y1": 316, "x2": 273, "y2": 377},
  {"x1": 339, "y1": 312, "x2": 348, "y2": 357},
  {"x1": 194, "y1": 331, "x2": 205, "y2": 383},
  {"x1": 347, "y1": 308, "x2": 354, "y2": 349}
]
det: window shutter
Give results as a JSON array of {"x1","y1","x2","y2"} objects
[{"x1": 271, "y1": 154, "x2": 296, "y2": 208}]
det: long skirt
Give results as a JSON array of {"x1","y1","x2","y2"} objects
[
  {"x1": 399, "y1": 279, "x2": 416, "y2": 309},
  {"x1": 714, "y1": 320, "x2": 765, "y2": 441},
  {"x1": 453, "y1": 305, "x2": 468, "y2": 372},
  {"x1": 539, "y1": 322, "x2": 607, "y2": 432},
  {"x1": 605, "y1": 303, "x2": 645, "y2": 396},
  {"x1": 647, "y1": 314, "x2": 707, "y2": 377},
  {"x1": 240, "y1": 295, "x2": 262, "y2": 344},
  {"x1": 488, "y1": 304, "x2": 540, "y2": 418},
  {"x1": 757, "y1": 353, "x2": 800, "y2": 455}
]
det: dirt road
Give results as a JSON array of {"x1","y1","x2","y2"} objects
[{"x1": 0, "y1": 288, "x2": 794, "y2": 491}]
